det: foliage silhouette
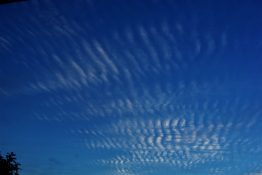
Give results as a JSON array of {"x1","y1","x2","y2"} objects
[
  {"x1": 0, "y1": 0, "x2": 28, "y2": 5},
  {"x1": 0, "y1": 152, "x2": 20, "y2": 175}
]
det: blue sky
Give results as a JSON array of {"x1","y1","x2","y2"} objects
[{"x1": 0, "y1": 0, "x2": 262, "y2": 175}]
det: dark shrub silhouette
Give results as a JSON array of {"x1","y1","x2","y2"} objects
[
  {"x1": 0, "y1": 0, "x2": 28, "y2": 5},
  {"x1": 0, "y1": 152, "x2": 20, "y2": 175}
]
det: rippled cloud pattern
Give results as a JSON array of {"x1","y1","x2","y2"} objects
[{"x1": 0, "y1": 0, "x2": 262, "y2": 175}]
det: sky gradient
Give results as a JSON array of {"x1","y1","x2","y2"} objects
[{"x1": 1, "y1": 0, "x2": 262, "y2": 175}]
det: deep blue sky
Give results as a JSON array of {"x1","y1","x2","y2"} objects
[{"x1": 1, "y1": 0, "x2": 262, "y2": 175}]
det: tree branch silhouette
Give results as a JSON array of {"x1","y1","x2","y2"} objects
[{"x1": 0, "y1": 152, "x2": 21, "y2": 175}]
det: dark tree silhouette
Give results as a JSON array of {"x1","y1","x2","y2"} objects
[
  {"x1": 0, "y1": 0, "x2": 28, "y2": 5},
  {"x1": 0, "y1": 152, "x2": 20, "y2": 175}
]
